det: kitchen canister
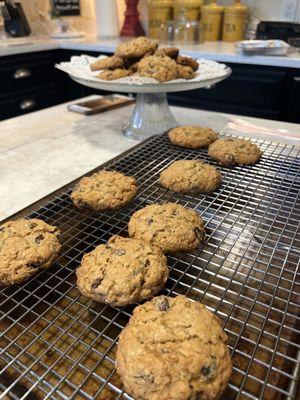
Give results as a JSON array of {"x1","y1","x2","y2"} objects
[
  {"x1": 173, "y1": 0, "x2": 203, "y2": 21},
  {"x1": 94, "y1": 0, "x2": 119, "y2": 38},
  {"x1": 146, "y1": 0, "x2": 173, "y2": 40},
  {"x1": 201, "y1": 0, "x2": 223, "y2": 42},
  {"x1": 222, "y1": 0, "x2": 248, "y2": 42}
]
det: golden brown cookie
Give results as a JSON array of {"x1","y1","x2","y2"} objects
[
  {"x1": 90, "y1": 56, "x2": 124, "y2": 71},
  {"x1": 0, "y1": 219, "x2": 61, "y2": 286},
  {"x1": 76, "y1": 235, "x2": 168, "y2": 307},
  {"x1": 97, "y1": 69, "x2": 130, "y2": 81},
  {"x1": 155, "y1": 47, "x2": 179, "y2": 59},
  {"x1": 160, "y1": 160, "x2": 221, "y2": 194},
  {"x1": 177, "y1": 65, "x2": 195, "y2": 79},
  {"x1": 115, "y1": 37, "x2": 158, "y2": 59},
  {"x1": 138, "y1": 55, "x2": 178, "y2": 83},
  {"x1": 128, "y1": 203, "x2": 205, "y2": 253},
  {"x1": 71, "y1": 170, "x2": 137, "y2": 211},
  {"x1": 208, "y1": 138, "x2": 262, "y2": 166},
  {"x1": 168, "y1": 125, "x2": 218, "y2": 149},
  {"x1": 116, "y1": 295, "x2": 232, "y2": 400},
  {"x1": 177, "y1": 55, "x2": 199, "y2": 71}
]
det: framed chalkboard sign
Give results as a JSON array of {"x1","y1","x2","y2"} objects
[{"x1": 52, "y1": 0, "x2": 81, "y2": 16}]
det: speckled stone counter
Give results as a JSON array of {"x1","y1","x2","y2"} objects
[{"x1": 0, "y1": 95, "x2": 299, "y2": 221}]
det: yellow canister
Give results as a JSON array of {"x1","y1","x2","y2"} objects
[
  {"x1": 146, "y1": 0, "x2": 173, "y2": 40},
  {"x1": 201, "y1": 1, "x2": 223, "y2": 42},
  {"x1": 222, "y1": 0, "x2": 248, "y2": 42},
  {"x1": 173, "y1": 0, "x2": 203, "y2": 21}
]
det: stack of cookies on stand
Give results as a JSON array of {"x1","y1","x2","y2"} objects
[{"x1": 90, "y1": 36, "x2": 199, "y2": 82}]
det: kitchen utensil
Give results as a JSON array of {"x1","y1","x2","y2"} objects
[{"x1": 1, "y1": 0, "x2": 31, "y2": 37}]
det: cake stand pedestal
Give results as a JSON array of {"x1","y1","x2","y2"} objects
[
  {"x1": 122, "y1": 93, "x2": 178, "y2": 140},
  {"x1": 71, "y1": 67, "x2": 231, "y2": 141}
]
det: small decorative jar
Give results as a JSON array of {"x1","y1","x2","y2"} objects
[
  {"x1": 201, "y1": 0, "x2": 223, "y2": 42},
  {"x1": 146, "y1": 0, "x2": 173, "y2": 40},
  {"x1": 222, "y1": 0, "x2": 248, "y2": 42},
  {"x1": 173, "y1": 0, "x2": 203, "y2": 22}
]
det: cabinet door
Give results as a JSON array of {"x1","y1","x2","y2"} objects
[
  {"x1": 0, "y1": 84, "x2": 60, "y2": 121},
  {"x1": 169, "y1": 64, "x2": 287, "y2": 120},
  {"x1": 286, "y1": 75, "x2": 300, "y2": 123},
  {"x1": 0, "y1": 52, "x2": 58, "y2": 93}
]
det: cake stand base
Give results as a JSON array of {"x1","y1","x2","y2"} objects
[{"x1": 123, "y1": 93, "x2": 178, "y2": 141}]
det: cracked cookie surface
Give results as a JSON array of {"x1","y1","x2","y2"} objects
[
  {"x1": 128, "y1": 203, "x2": 205, "y2": 253},
  {"x1": 115, "y1": 37, "x2": 158, "y2": 59},
  {"x1": 208, "y1": 138, "x2": 262, "y2": 166},
  {"x1": 160, "y1": 160, "x2": 221, "y2": 194},
  {"x1": 138, "y1": 55, "x2": 178, "y2": 83},
  {"x1": 76, "y1": 236, "x2": 168, "y2": 306},
  {"x1": 168, "y1": 125, "x2": 218, "y2": 149},
  {"x1": 97, "y1": 68, "x2": 130, "y2": 81},
  {"x1": 90, "y1": 56, "x2": 124, "y2": 71},
  {"x1": 116, "y1": 295, "x2": 232, "y2": 400},
  {"x1": 71, "y1": 170, "x2": 137, "y2": 211},
  {"x1": 154, "y1": 47, "x2": 179, "y2": 59},
  {"x1": 177, "y1": 55, "x2": 199, "y2": 71},
  {"x1": 0, "y1": 219, "x2": 61, "y2": 286}
]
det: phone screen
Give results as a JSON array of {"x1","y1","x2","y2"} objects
[{"x1": 68, "y1": 96, "x2": 135, "y2": 115}]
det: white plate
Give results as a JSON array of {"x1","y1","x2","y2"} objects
[
  {"x1": 56, "y1": 55, "x2": 231, "y2": 93},
  {"x1": 71, "y1": 70, "x2": 231, "y2": 93}
]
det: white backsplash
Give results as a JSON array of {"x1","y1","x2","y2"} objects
[{"x1": 11, "y1": 0, "x2": 300, "y2": 38}]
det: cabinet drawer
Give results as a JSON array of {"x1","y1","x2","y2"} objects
[
  {"x1": 0, "y1": 52, "x2": 58, "y2": 93},
  {"x1": 0, "y1": 84, "x2": 61, "y2": 120}
]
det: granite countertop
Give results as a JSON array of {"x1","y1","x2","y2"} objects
[
  {"x1": 0, "y1": 36, "x2": 300, "y2": 68},
  {"x1": 1, "y1": 95, "x2": 299, "y2": 222}
]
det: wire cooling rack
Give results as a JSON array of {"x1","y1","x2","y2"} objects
[{"x1": 0, "y1": 133, "x2": 299, "y2": 400}]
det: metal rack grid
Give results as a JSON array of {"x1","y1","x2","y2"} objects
[{"x1": 0, "y1": 133, "x2": 299, "y2": 400}]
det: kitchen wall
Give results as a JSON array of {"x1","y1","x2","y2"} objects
[
  {"x1": 2, "y1": 0, "x2": 299, "y2": 37},
  {"x1": 19, "y1": 0, "x2": 96, "y2": 35},
  {"x1": 215, "y1": 0, "x2": 300, "y2": 22}
]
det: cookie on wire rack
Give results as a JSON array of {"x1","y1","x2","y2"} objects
[{"x1": 116, "y1": 295, "x2": 232, "y2": 400}]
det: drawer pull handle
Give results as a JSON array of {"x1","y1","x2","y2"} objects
[
  {"x1": 14, "y1": 68, "x2": 32, "y2": 79},
  {"x1": 20, "y1": 99, "x2": 36, "y2": 110},
  {"x1": 294, "y1": 77, "x2": 300, "y2": 82}
]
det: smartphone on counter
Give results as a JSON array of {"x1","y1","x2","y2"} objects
[{"x1": 67, "y1": 95, "x2": 135, "y2": 115}]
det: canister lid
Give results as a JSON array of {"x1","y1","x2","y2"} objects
[
  {"x1": 202, "y1": 1, "x2": 223, "y2": 14},
  {"x1": 146, "y1": 0, "x2": 173, "y2": 7},
  {"x1": 224, "y1": 0, "x2": 248, "y2": 15},
  {"x1": 173, "y1": 0, "x2": 203, "y2": 8}
]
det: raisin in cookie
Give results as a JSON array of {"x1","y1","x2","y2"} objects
[
  {"x1": 71, "y1": 170, "x2": 137, "y2": 211},
  {"x1": 155, "y1": 47, "x2": 179, "y2": 59},
  {"x1": 128, "y1": 203, "x2": 205, "y2": 253},
  {"x1": 160, "y1": 160, "x2": 221, "y2": 194},
  {"x1": 138, "y1": 55, "x2": 178, "y2": 83},
  {"x1": 97, "y1": 69, "x2": 130, "y2": 81},
  {"x1": 0, "y1": 219, "x2": 61, "y2": 286},
  {"x1": 116, "y1": 295, "x2": 232, "y2": 400},
  {"x1": 177, "y1": 55, "x2": 199, "y2": 71},
  {"x1": 168, "y1": 125, "x2": 218, "y2": 149},
  {"x1": 76, "y1": 236, "x2": 168, "y2": 307},
  {"x1": 177, "y1": 65, "x2": 195, "y2": 80},
  {"x1": 115, "y1": 37, "x2": 158, "y2": 59},
  {"x1": 90, "y1": 56, "x2": 124, "y2": 71},
  {"x1": 208, "y1": 138, "x2": 262, "y2": 166}
]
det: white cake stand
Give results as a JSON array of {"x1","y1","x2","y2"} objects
[{"x1": 71, "y1": 68, "x2": 231, "y2": 141}]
